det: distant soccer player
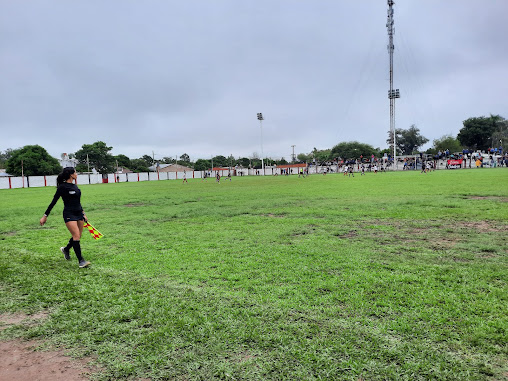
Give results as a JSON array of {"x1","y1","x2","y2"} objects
[
  {"x1": 39, "y1": 167, "x2": 91, "y2": 268},
  {"x1": 182, "y1": 171, "x2": 188, "y2": 183}
]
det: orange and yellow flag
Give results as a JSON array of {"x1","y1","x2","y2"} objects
[{"x1": 84, "y1": 221, "x2": 104, "y2": 240}]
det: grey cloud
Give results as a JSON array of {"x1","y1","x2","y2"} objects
[{"x1": 1, "y1": 0, "x2": 507, "y2": 160}]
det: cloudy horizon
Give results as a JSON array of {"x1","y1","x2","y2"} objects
[{"x1": 1, "y1": 0, "x2": 507, "y2": 162}]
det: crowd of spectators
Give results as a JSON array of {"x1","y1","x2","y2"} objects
[{"x1": 310, "y1": 147, "x2": 507, "y2": 173}]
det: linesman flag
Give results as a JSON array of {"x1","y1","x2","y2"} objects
[{"x1": 84, "y1": 221, "x2": 104, "y2": 240}]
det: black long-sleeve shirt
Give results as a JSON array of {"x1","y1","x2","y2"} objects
[{"x1": 44, "y1": 183, "x2": 83, "y2": 216}]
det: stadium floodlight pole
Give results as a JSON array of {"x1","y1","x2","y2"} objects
[
  {"x1": 291, "y1": 145, "x2": 296, "y2": 163},
  {"x1": 387, "y1": 0, "x2": 400, "y2": 170},
  {"x1": 257, "y1": 113, "x2": 264, "y2": 175}
]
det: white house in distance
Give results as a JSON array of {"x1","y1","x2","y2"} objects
[
  {"x1": 148, "y1": 163, "x2": 193, "y2": 172},
  {"x1": 59, "y1": 153, "x2": 78, "y2": 168}
]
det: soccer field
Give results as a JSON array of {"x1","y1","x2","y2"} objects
[{"x1": 1, "y1": 169, "x2": 507, "y2": 380}]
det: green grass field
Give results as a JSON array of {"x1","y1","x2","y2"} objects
[{"x1": 1, "y1": 169, "x2": 507, "y2": 380}]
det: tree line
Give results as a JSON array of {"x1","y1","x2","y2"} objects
[{"x1": 1, "y1": 114, "x2": 506, "y2": 176}]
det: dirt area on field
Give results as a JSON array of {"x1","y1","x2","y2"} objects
[
  {"x1": 468, "y1": 196, "x2": 508, "y2": 202},
  {"x1": 0, "y1": 312, "x2": 98, "y2": 381},
  {"x1": 0, "y1": 339, "x2": 96, "y2": 381},
  {"x1": 456, "y1": 220, "x2": 502, "y2": 232}
]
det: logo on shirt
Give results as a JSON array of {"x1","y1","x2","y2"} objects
[{"x1": 69, "y1": 191, "x2": 76, "y2": 194}]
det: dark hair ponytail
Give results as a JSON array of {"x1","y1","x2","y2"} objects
[{"x1": 57, "y1": 167, "x2": 76, "y2": 187}]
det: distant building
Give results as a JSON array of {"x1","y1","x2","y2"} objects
[
  {"x1": 115, "y1": 166, "x2": 133, "y2": 174},
  {"x1": 59, "y1": 153, "x2": 78, "y2": 168},
  {"x1": 148, "y1": 163, "x2": 193, "y2": 172}
]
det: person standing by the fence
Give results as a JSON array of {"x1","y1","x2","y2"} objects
[{"x1": 39, "y1": 167, "x2": 91, "y2": 268}]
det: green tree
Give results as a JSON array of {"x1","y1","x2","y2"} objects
[
  {"x1": 194, "y1": 159, "x2": 211, "y2": 171},
  {"x1": 226, "y1": 155, "x2": 235, "y2": 168},
  {"x1": 251, "y1": 159, "x2": 262, "y2": 169},
  {"x1": 6, "y1": 145, "x2": 61, "y2": 176},
  {"x1": 179, "y1": 153, "x2": 190, "y2": 163},
  {"x1": 212, "y1": 155, "x2": 228, "y2": 167},
  {"x1": 309, "y1": 148, "x2": 331, "y2": 164},
  {"x1": 432, "y1": 135, "x2": 463, "y2": 154},
  {"x1": 75, "y1": 141, "x2": 115, "y2": 174},
  {"x1": 114, "y1": 154, "x2": 131, "y2": 168},
  {"x1": 237, "y1": 157, "x2": 250, "y2": 167},
  {"x1": 129, "y1": 159, "x2": 150, "y2": 173},
  {"x1": 489, "y1": 115, "x2": 508, "y2": 150},
  {"x1": 457, "y1": 116, "x2": 498, "y2": 151},
  {"x1": 0, "y1": 148, "x2": 14, "y2": 169},
  {"x1": 141, "y1": 155, "x2": 154, "y2": 166},
  {"x1": 330, "y1": 142, "x2": 377, "y2": 160},
  {"x1": 161, "y1": 156, "x2": 175, "y2": 164},
  {"x1": 391, "y1": 125, "x2": 429, "y2": 155},
  {"x1": 297, "y1": 153, "x2": 311, "y2": 163}
]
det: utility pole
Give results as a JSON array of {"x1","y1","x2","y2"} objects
[
  {"x1": 257, "y1": 113, "x2": 264, "y2": 175},
  {"x1": 291, "y1": 145, "x2": 296, "y2": 163},
  {"x1": 387, "y1": 0, "x2": 400, "y2": 169}
]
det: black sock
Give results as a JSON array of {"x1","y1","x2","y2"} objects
[
  {"x1": 65, "y1": 238, "x2": 73, "y2": 252},
  {"x1": 72, "y1": 240, "x2": 84, "y2": 262}
]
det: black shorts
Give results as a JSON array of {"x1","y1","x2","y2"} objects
[{"x1": 63, "y1": 210, "x2": 84, "y2": 222}]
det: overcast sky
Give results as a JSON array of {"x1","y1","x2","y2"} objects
[{"x1": 1, "y1": 0, "x2": 507, "y2": 162}]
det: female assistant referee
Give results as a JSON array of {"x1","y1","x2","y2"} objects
[{"x1": 39, "y1": 167, "x2": 91, "y2": 268}]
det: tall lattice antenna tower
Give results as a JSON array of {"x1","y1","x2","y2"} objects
[{"x1": 387, "y1": 0, "x2": 400, "y2": 166}]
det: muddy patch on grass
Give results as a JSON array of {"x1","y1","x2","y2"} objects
[
  {"x1": 334, "y1": 230, "x2": 358, "y2": 238},
  {"x1": 468, "y1": 196, "x2": 508, "y2": 202},
  {"x1": 477, "y1": 253, "x2": 500, "y2": 259},
  {"x1": 0, "y1": 340, "x2": 98, "y2": 381},
  {"x1": 430, "y1": 237, "x2": 460, "y2": 249},
  {"x1": 0, "y1": 312, "x2": 99, "y2": 380},
  {"x1": 455, "y1": 220, "x2": 502, "y2": 233},
  {"x1": 0, "y1": 311, "x2": 49, "y2": 331},
  {"x1": 124, "y1": 202, "x2": 146, "y2": 207}
]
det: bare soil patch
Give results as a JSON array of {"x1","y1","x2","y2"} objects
[
  {"x1": 0, "y1": 311, "x2": 49, "y2": 331},
  {"x1": 0, "y1": 339, "x2": 96, "y2": 381},
  {"x1": 335, "y1": 230, "x2": 358, "y2": 238},
  {"x1": 431, "y1": 237, "x2": 459, "y2": 249},
  {"x1": 469, "y1": 196, "x2": 508, "y2": 202},
  {"x1": 456, "y1": 220, "x2": 502, "y2": 233},
  {"x1": 0, "y1": 312, "x2": 98, "y2": 381},
  {"x1": 124, "y1": 202, "x2": 145, "y2": 207},
  {"x1": 264, "y1": 213, "x2": 286, "y2": 218}
]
